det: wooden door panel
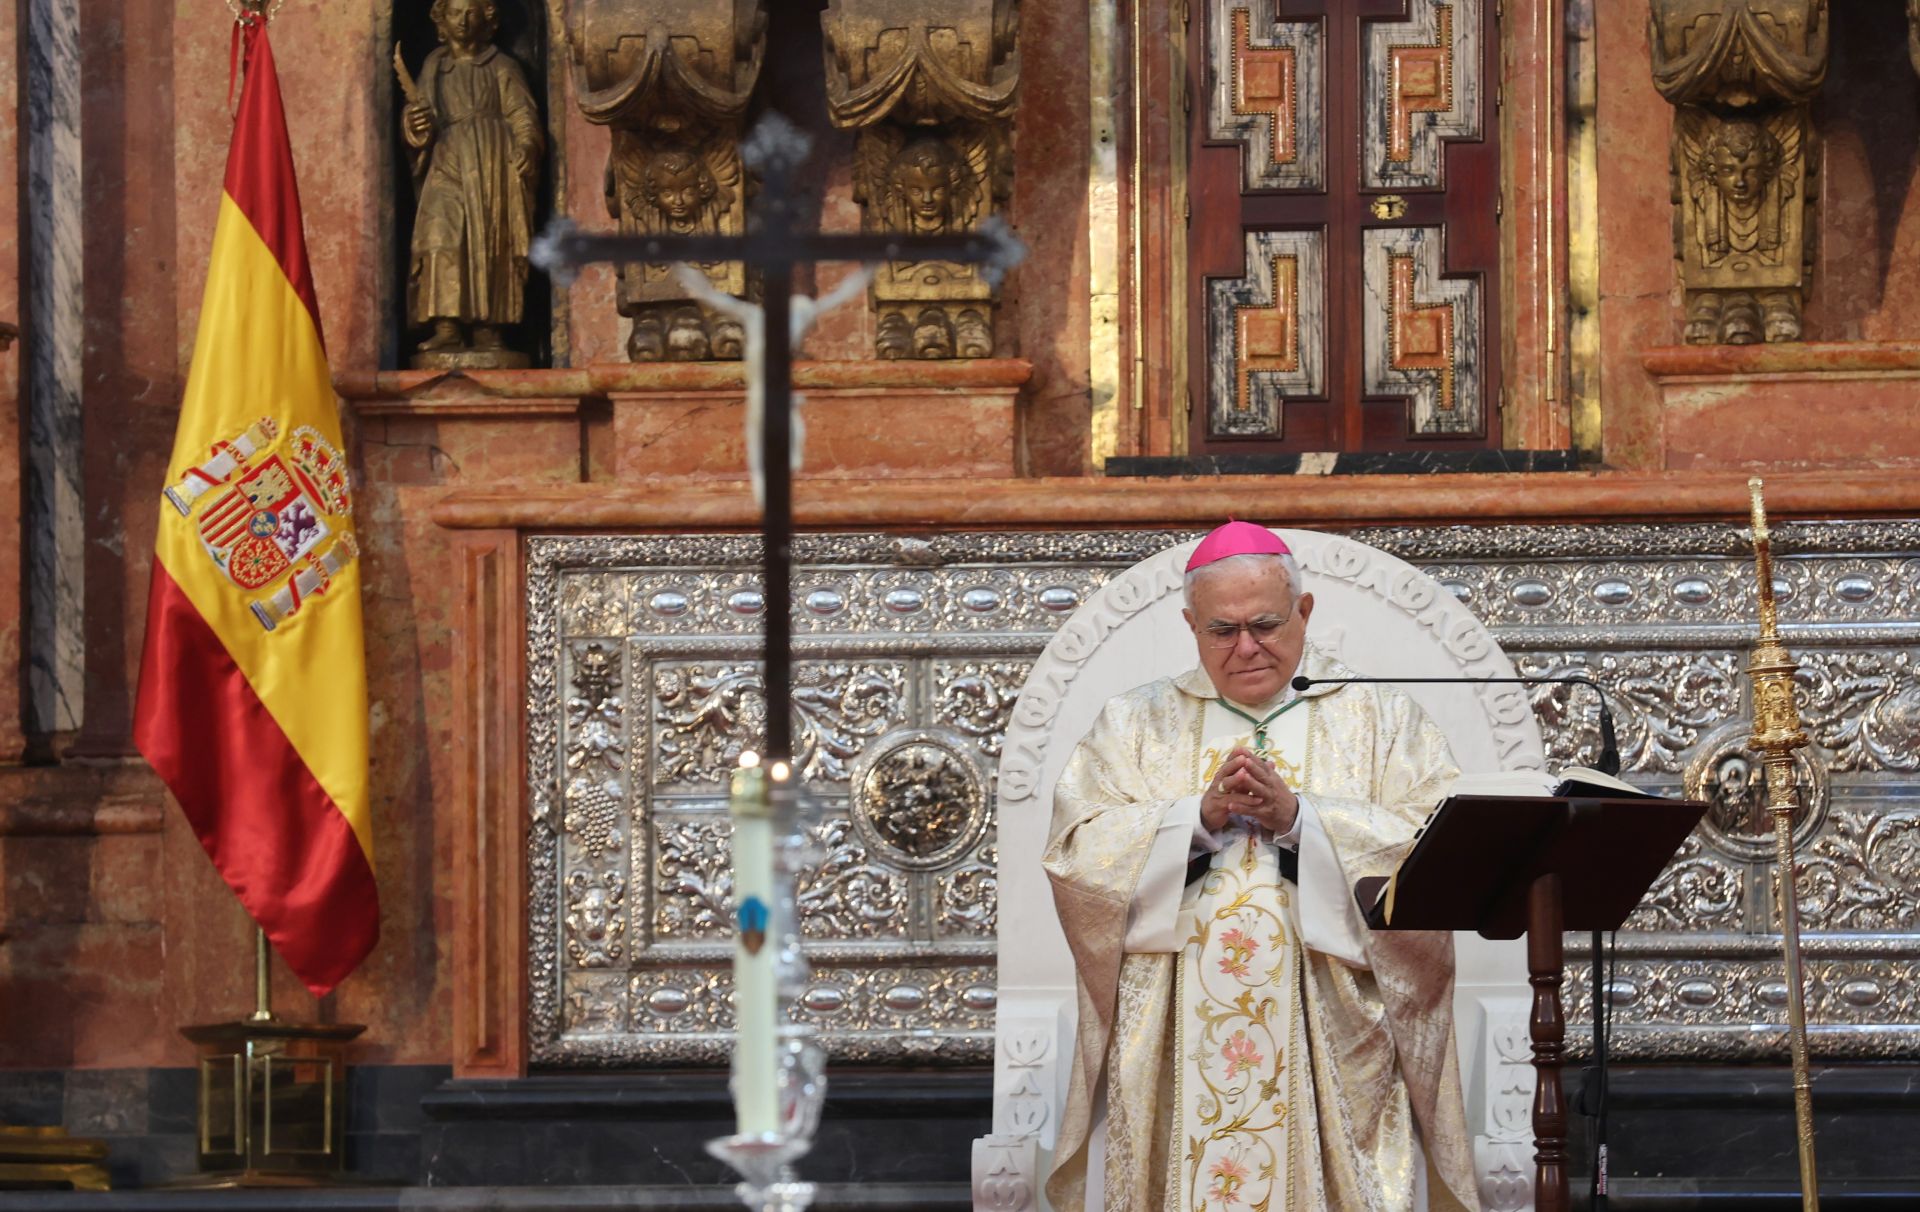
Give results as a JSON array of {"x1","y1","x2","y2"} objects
[{"x1": 1189, "y1": 0, "x2": 1500, "y2": 454}]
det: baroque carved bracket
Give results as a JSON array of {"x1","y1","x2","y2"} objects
[
  {"x1": 566, "y1": 1, "x2": 768, "y2": 362},
  {"x1": 822, "y1": 0, "x2": 1020, "y2": 360},
  {"x1": 1649, "y1": 0, "x2": 1828, "y2": 345}
]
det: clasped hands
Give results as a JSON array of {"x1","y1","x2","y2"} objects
[{"x1": 1200, "y1": 746, "x2": 1299, "y2": 837}]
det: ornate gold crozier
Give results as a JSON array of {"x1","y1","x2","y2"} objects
[
  {"x1": 1745, "y1": 478, "x2": 1819, "y2": 1211},
  {"x1": 175, "y1": 929, "x2": 364, "y2": 1187}
]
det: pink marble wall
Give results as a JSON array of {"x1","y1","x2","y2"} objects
[
  {"x1": 0, "y1": 0, "x2": 23, "y2": 763},
  {"x1": 1593, "y1": 0, "x2": 1673, "y2": 472},
  {"x1": 1008, "y1": 0, "x2": 1093, "y2": 475}
]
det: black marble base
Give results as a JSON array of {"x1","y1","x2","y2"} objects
[
  {"x1": 0, "y1": 1182, "x2": 971, "y2": 1210},
  {"x1": 0, "y1": 1065, "x2": 448, "y2": 1189},
  {"x1": 1103, "y1": 448, "x2": 1582, "y2": 477},
  {"x1": 419, "y1": 1071, "x2": 990, "y2": 1188},
  {"x1": 1564, "y1": 1063, "x2": 1920, "y2": 1209}
]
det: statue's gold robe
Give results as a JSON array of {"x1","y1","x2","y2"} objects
[
  {"x1": 1042, "y1": 645, "x2": 1480, "y2": 1211},
  {"x1": 407, "y1": 45, "x2": 541, "y2": 327}
]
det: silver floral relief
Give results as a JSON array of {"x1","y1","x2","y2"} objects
[
  {"x1": 797, "y1": 815, "x2": 910, "y2": 939},
  {"x1": 651, "y1": 660, "x2": 909, "y2": 787},
  {"x1": 1513, "y1": 650, "x2": 1743, "y2": 774},
  {"x1": 653, "y1": 816, "x2": 734, "y2": 941},
  {"x1": 1623, "y1": 832, "x2": 1743, "y2": 934},
  {"x1": 934, "y1": 660, "x2": 1033, "y2": 757},
  {"x1": 1796, "y1": 649, "x2": 1920, "y2": 773},
  {"x1": 938, "y1": 844, "x2": 998, "y2": 939},
  {"x1": 1795, "y1": 801, "x2": 1920, "y2": 933},
  {"x1": 528, "y1": 526, "x2": 1920, "y2": 1066}
]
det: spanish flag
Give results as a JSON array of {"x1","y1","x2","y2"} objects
[{"x1": 134, "y1": 18, "x2": 376, "y2": 996}]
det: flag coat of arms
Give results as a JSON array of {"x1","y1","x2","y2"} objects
[{"x1": 134, "y1": 17, "x2": 377, "y2": 996}]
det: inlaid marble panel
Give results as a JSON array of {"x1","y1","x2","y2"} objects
[
  {"x1": 1362, "y1": 0, "x2": 1482, "y2": 190},
  {"x1": 1208, "y1": 230, "x2": 1327, "y2": 438},
  {"x1": 1207, "y1": 0, "x2": 1325, "y2": 191}
]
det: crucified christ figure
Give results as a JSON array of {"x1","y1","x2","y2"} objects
[{"x1": 672, "y1": 263, "x2": 876, "y2": 505}]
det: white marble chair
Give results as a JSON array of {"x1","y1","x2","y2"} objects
[{"x1": 973, "y1": 529, "x2": 1544, "y2": 1212}]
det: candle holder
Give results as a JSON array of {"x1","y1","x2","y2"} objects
[
  {"x1": 712, "y1": 770, "x2": 829, "y2": 1212},
  {"x1": 706, "y1": 1030, "x2": 828, "y2": 1212}
]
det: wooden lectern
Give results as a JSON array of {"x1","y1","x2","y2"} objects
[{"x1": 1355, "y1": 792, "x2": 1707, "y2": 1212}]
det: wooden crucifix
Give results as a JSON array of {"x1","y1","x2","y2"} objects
[{"x1": 532, "y1": 112, "x2": 1025, "y2": 771}]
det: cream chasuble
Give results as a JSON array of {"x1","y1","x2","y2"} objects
[{"x1": 1042, "y1": 645, "x2": 1480, "y2": 1212}]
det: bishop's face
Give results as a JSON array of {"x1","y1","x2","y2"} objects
[{"x1": 1183, "y1": 558, "x2": 1313, "y2": 707}]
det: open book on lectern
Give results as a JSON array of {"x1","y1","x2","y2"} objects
[{"x1": 1447, "y1": 766, "x2": 1655, "y2": 802}]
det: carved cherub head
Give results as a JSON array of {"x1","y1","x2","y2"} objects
[
  {"x1": 1704, "y1": 122, "x2": 1781, "y2": 208},
  {"x1": 886, "y1": 138, "x2": 967, "y2": 234},
  {"x1": 642, "y1": 149, "x2": 719, "y2": 230},
  {"x1": 430, "y1": 0, "x2": 499, "y2": 51}
]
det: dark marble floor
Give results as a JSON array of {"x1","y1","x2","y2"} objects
[{"x1": 0, "y1": 1183, "x2": 972, "y2": 1210}]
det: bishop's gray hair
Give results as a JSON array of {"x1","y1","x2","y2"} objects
[{"x1": 1183, "y1": 551, "x2": 1305, "y2": 611}]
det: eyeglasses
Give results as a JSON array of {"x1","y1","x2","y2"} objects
[{"x1": 1200, "y1": 611, "x2": 1295, "y2": 649}]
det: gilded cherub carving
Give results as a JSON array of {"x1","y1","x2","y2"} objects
[
  {"x1": 1675, "y1": 112, "x2": 1806, "y2": 344},
  {"x1": 569, "y1": 1, "x2": 766, "y2": 363},
  {"x1": 853, "y1": 128, "x2": 1001, "y2": 359},
  {"x1": 822, "y1": 1, "x2": 1018, "y2": 360},
  {"x1": 607, "y1": 140, "x2": 747, "y2": 360}
]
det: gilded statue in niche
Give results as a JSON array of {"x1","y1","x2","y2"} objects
[
  {"x1": 567, "y1": 1, "x2": 766, "y2": 363},
  {"x1": 823, "y1": 1, "x2": 1019, "y2": 360},
  {"x1": 395, "y1": 0, "x2": 544, "y2": 369},
  {"x1": 1649, "y1": 0, "x2": 1826, "y2": 345}
]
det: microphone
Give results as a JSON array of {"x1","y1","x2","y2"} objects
[{"x1": 1289, "y1": 673, "x2": 1622, "y2": 777}]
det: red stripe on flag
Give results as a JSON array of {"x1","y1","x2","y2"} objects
[
  {"x1": 223, "y1": 21, "x2": 325, "y2": 348},
  {"x1": 133, "y1": 561, "x2": 377, "y2": 996}
]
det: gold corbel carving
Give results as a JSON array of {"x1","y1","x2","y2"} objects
[
  {"x1": 1649, "y1": 1, "x2": 1827, "y2": 345},
  {"x1": 822, "y1": 0, "x2": 1019, "y2": 359},
  {"x1": 566, "y1": 1, "x2": 768, "y2": 361}
]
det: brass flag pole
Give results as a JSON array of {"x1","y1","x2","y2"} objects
[
  {"x1": 1745, "y1": 478, "x2": 1819, "y2": 1211},
  {"x1": 248, "y1": 928, "x2": 274, "y2": 1023}
]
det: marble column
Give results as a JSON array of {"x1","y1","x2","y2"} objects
[{"x1": 24, "y1": 0, "x2": 84, "y2": 733}]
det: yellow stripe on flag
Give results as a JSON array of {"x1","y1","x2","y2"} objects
[{"x1": 154, "y1": 192, "x2": 371, "y2": 860}]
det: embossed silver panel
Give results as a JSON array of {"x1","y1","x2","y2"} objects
[{"x1": 528, "y1": 522, "x2": 1920, "y2": 1065}]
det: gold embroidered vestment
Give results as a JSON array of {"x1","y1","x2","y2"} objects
[{"x1": 1041, "y1": 649, "x2": 1480, "y2": 1211}]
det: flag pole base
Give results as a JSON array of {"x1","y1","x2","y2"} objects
[{"x1": 179, "y1": 1019, "x2": 365, "y2": 1182}]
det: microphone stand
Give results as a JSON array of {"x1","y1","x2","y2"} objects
[{"x1": 1292, "y1": 671, "x2": 1623, "y2": 1206}]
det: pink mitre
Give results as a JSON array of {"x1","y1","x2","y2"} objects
[{"x1": 1185, "y1": 520, "x2": 1292, "y2": 572}]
